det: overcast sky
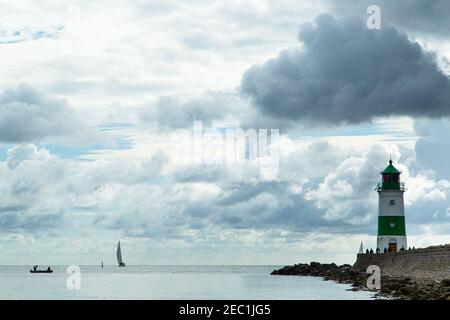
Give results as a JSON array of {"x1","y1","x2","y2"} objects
[{"x1": 1, "y1": 0, "x2": 450, "y2": 265}]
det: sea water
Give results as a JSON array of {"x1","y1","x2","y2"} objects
[{"x1": 0, "y1": 265, "x2": 375, "y2": 300}]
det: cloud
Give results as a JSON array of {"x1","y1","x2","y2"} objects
[
  {"x1": 95, "y1": 142, "x2": 389, "y2": 238},
  {"x1": 305, "y1": 144, "x2": 399, "y2": 224},
  {"x1": 86, "y1": 152, "x2": 166, "y2": 186},
  {"x1": 241, "y1": 14, "x2": 450, "y2": 125},
  {"x1": 0, "y1": 144, "x2": 167, "y2": 233},
  {"x1": 172, "y1": 165, "x2": 227, "y2": 183},
  {"x1": 414, "y1": 119, "x2": 450, "y2": 179},
  {"x1": 0, "y1": 84, "x2": 104, "y2": 144},
  {"x1": 0, "y1": 212, "x2": 64, "y2": 231},
  {"x1": 1, "y1": 137, "x2": 445, "y2": 243},
  {"x1": 140, "y1": 92, "x2": 246, "y2": 129},
  {"x1": 306, "y1": 142, "x2": 450, "y2": 228},
  {"x1": 0, "y1": 144, "x2": 68, "y2": 231}
]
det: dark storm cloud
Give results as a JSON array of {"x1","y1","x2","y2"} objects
[
  {"x1": 330, "y1": 0, "x2": 450, "y2": 36},
  {"x1": 241, "y1": 14, "x2": 450, "y2": 125}
]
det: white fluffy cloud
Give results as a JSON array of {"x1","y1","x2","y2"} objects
[{"x1": 0, "y1": 84, "x2": 106, "y2": 144}]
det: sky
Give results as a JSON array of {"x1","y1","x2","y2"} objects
[{"x1": 0, "y1": 0, "x2": 450, "y2": 265}]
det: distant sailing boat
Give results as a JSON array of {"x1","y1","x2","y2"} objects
[{"x1": 117, "y1": 241, "x2": 126, "y2": 267}]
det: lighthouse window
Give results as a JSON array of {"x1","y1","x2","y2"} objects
[
  {"x1": 389, "y1": 199, "x2": 396, "y2": 206},
  {"x1": 383, "y1": 173, "x2": 399, "y2": 182}
]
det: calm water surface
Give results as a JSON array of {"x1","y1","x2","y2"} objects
[{"x1": 0, "y1": 265, "x2": 375, "y2": 300}]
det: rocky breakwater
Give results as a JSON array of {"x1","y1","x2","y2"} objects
[{"x1": 271, "y1": 262, "x2": 450, "y2": 300}]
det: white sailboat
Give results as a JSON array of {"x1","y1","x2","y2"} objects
[{"x1": 117, "y1": 241, "x2": 126, "y2": 267}]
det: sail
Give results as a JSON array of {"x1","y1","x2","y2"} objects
[
  {"x1": 117, "y1": 241, "x2": 123, "y2": 265},
  {"x1": 358, "y1": 241, "x2": 364, "y2": 254}
]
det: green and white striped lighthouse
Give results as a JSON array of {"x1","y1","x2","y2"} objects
[{"x1": 376, "y1": 159, "x2": 407, "y2": 253}]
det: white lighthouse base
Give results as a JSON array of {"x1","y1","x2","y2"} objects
[{"x1": 377, "y1": 236, "x2": 407, "y2": 253}]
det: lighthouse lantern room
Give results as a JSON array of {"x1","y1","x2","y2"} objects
[{"x1": 376, "y1": 159, "x2": 407, "y2": 253}]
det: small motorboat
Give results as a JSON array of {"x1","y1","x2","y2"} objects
[
  {"x1": 30, "y1": 265, "x2": 53, "y2": 273},
  {"x1": 30, "y1": 269, "x2": 53, "y2": 273}
]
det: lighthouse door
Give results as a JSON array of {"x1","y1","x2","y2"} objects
[{"x1": 388, "y1": 242, "x2": 397, "y2": 253}]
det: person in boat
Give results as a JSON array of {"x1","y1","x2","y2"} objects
[
  {"x1": 33, "y1": 265, "x2": 37, "y2": 271},
  {"x1": 47, "y1": 266, "x2": 51, "y2": 272}
]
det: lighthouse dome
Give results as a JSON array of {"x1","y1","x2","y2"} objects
[{"x1": 380, "y1": 159, "x2": 401, "y2": 174}]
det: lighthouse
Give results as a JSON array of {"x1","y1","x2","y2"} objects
[{"x1": 376, "y1": 159, "x2": 407, "y2": 253}]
